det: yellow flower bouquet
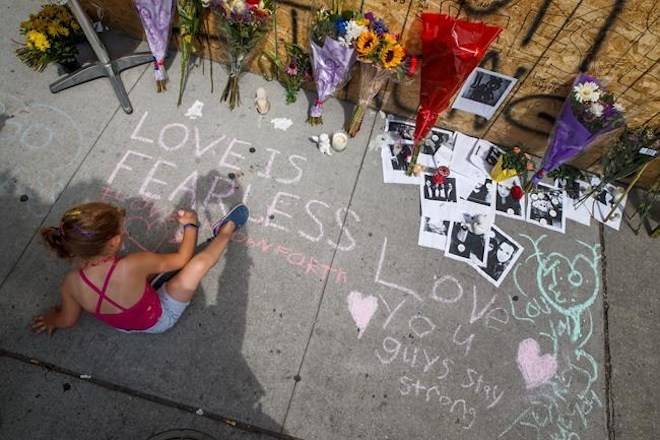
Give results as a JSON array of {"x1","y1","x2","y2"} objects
[
  {"x1": 15, "y1": 3, "x2": 83, "y2": 72},
  {"x1": 345, "y1": 13, "x2": 418, "y2": 137}
]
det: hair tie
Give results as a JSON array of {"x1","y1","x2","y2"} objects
[
  {"x1": 72, "y1": 224, "x2": 95, "y2": 238},
  {"x1": 57, "y1": 224, "x2": 65, "y2": 240}
]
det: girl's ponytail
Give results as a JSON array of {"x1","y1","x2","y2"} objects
[
  {"x1": 41, "y1": 203, "x2": 125, "y2": 260},
  {"x1": 40, "y1": 226, "x2": 72, "y2": 259}
]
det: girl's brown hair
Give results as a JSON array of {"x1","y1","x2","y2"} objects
[{"x1": 41, "y1": 202, "x2": 125, "y2": 259}]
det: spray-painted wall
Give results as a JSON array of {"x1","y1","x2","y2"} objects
[{"x1": 82, "y1": 0, "x2": 659, "y2": 186}]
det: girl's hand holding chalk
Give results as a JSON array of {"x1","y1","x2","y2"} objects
[{"x1": 175, "y1": 209, "x2": 198, "y2": 226}]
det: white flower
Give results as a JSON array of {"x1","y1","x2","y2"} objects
[
  {"x1": 573, "y1": 81, "x2": 601, "y2": 103},
  {"x1": 229, "y1": 0, "x2": 246, "y2": 13},
  {"x1": 344, "y1": 20, "x2": 366, "y2": 45},
  {"x1": 589, "y1": 102, "x2": 604, "y2": 117},
  {"x1": 614, "y1": 102, "x2": 624, "y2": 112}
]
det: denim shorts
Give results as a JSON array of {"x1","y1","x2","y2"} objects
[{"x1": 134, "y1": 284, "x2": 190, "y2": 334}]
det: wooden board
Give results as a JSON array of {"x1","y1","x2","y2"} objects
[{"x1": 80, "y1": 0, "x2": 659, "y2": 187}]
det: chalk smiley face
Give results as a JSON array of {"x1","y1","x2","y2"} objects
[{"x1": 536, "y1": 248, "x2": 600, "y2": 320}]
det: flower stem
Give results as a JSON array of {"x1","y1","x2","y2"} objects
[{"x1": 347, "y1": 104, "x2": 366, "y2": 137}]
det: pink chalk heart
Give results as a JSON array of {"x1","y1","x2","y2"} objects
[
  {"x1": 516, "y1": 338, "x2": 558, "y2": 389},
  {"x1": 347, "y1": 291, "x2": 378, "y2": 339}
]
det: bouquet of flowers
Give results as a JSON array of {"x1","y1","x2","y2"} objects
[
  {"x1": 15, "y1": 3, "x2": 83, "y2": 72},
  {"x1": 266, "y1": 43, "x2": 312, "y2": 104},
  {"x1": 307, "y1": 4, "x2": 358, "y2": 125},
  {"x1": 580, "y1": 126, "x2": 658, "y2": 219},
  {"x1": 530, "y1": 73, "x2": 625, "y2": 184},
  {"x1": 213, "y1": 0, "x2": 274, "y2": 109},
  {"x1": 406, "y1": 13, "x2": 501, "y2": 175},
  {"x1": 345, "y1": 13, "x2": 418, "y2": 137},
  {"x1": 490, "y1": 146, "x2": 535, "y2": 184},
  {"x1": 135, "y1": 0, "x2": 175, "y2": 92},
  {"x1": 176, "y1": 0, "x2": 210, "y2": 106}
]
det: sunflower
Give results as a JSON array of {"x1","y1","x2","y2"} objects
[
  {"x1": 26, "y1": 30, "x2": 50, "y2": 51},
  {"x1": 380, "y1": 43, "x2": 405, "y2": 69},
  {"x1": 382, "y1": 33, "x2": 397, "y2": 45},
  {"x1": 356, "y1": 30, "x2": 379, "y2": 56}
]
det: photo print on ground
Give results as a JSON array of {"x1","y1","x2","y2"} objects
[
  {"x1": 526, "y1": 182, "x2": 566, "y2": 233},
  {"x1": 381, "y1": 141, "x2": 423, "y2": 185},
  {"x1": 418, "y1": 216, "x2": 451, "y2": 250},
  {"x1": 385, "y1": 118, "x2": 415, "y2": 143},
  {"x1": 495, "y1": 177, "x2": 525, "y2": 220},
  {"x1": 450, "y1": 133, "x2": 483, "y2": 180},
  {"x1": 470, "y1": 140, "x2": 504, "y2": 176},
  {"x1": 590, "y1": 182, "x2": 627, "y2": 230},
  {"x1": 555, "y1": 178, "x2": 591, "y2": 226},
  {"x1": 452, "y1": 68, "x2": 517, "y2": 119},
  {"x1": 472, "y1": 225, "x2": 524, "y2": 287},
  {"x1": 466, "y1": 177, "x2": 494, "y2": 207},
  {"x1": 421, "y1": 175, "x2": 458, "y2": 203},
  {"x1": 445, "y1": 220, "x2": 491, "y2": 265},
  {"x1": 385, "y1": 117, "x2": 456, "y2": 169}
]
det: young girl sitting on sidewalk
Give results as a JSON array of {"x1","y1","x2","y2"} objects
[{"x1": 32, "y1": 202, "x2": 248, "y2": 335}]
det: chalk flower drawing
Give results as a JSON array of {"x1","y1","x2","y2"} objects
[{"x1": 501, "y1": 234, "x2": 603, "y2": 439}]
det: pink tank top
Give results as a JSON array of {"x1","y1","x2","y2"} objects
[{"x1": 79, "y1": 257, "x2": 162, "y2": 331}]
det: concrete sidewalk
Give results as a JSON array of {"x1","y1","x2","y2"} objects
[{"x1": 1, "y1": 3, "x2": 658, "y2": 439}]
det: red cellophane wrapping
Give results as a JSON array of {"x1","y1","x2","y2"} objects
[{"x1": 407, "y1": 14, "x2": 502, "y2": 175}]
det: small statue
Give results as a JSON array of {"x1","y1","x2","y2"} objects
[
  {"x1": 311, "y1": 133, "x2": 332, "y2": 156},
  {"x1": 255, "y1": 87, "x2": 270, "y2": 114}
]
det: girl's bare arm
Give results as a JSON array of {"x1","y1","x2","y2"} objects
[
  {"x1": 126, "y1": 209, "x2": 199, "y2": 275},
  {"x1": 32, "y1": 274, "x2": 82, "y2": 335}
]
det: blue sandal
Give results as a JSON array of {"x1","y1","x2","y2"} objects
[{"x1": 212, "y1": 204, "x2": 249, "y2": 236}]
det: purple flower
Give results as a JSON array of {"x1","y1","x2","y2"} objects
[
  {"x1": 364, "y1": 12, "x2": 375, "y2": 22},
  {"x1": 372, "y1": 18, "x2": 388, "y2": 36}
]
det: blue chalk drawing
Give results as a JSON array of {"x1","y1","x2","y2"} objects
[{"x1": 500, "y1": 234, "x2": 604, "y2": 440}]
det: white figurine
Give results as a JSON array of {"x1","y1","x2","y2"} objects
[
  {"x1": 255, "y1": 87, "x2": 270, "y2": 114},
  {"x1": 311, "y1": 133, "x2": 332, "y2": 155}
]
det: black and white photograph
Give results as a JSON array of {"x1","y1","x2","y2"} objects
[
  {"x1": 555, "y1": 178, "x2": 591, "y2": 226},
  {"x1": 466, "y1": 177, "x2": 494, "y2": 207},
  {"x1": 422, "y1": 175, "x2": 457, "y2": 202},
  {"x1": 472, "y1": 225, "x2": 524, "y2": 287},
  {"x1": 422, "y1": 128, "x2": 455, "y2": 155},
  {"x1": 385, "y1": 118, "x2": 415, "y2": 143},
  {"x1": 469, "y1": 140, "x2": 504, "y2": 176},
  {"x1": 495, "y1": 178, "x2": 525, "y2": 220},
  {"x1": 445, "y1": 220, "x2": 491, "y2": 265},
  {"x1": 381, "y1": 141, "x2": 423, "y2": 185},
  {"x1": 450, "y1": 133, "x2": 484, "y2": 180},
  {"x1": 591, "y1": 183, "x2": 626, "y2": 230},
  {"x1": 452, "y1": 68, "x2": 517, "y2": 119},
  {"x1": 526, "y1": 183, "x2": 566, "y2": 233},
  {"x1": 418, "y1": 216, "x2": 451, "y2": 250},
  {"x1": 389, "y1": 143, "x2": 410, "y2": 171}
]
